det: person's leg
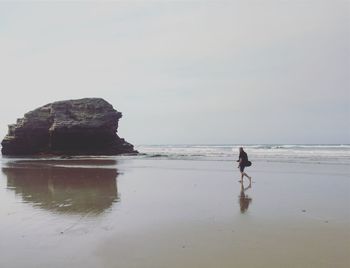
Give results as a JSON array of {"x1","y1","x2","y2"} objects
[
  {"x1": 243, "y1": 172, "x2": 252, "y2": 183},
  {"x1": 239, "y1": 166, "x2": 244, "y2": 182}
]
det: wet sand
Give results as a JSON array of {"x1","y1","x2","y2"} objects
[{"x1": 0, "y1": 158, "x2": 349, "y2": 268}]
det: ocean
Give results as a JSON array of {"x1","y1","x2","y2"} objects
[{"x1": 134, "y1": 144, "x2": 350, "y2": 165}]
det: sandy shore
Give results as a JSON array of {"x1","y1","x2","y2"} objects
[{"x1": 0, "y1": 158, "x2": 349, "y2": 268}]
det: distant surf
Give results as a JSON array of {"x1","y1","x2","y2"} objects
[
  {"x1": 134, "y1": 144, "x2": 350, "y2": 165},
  {"x1": 1, "y1": 144, "x2": 348, "y2": 166}
]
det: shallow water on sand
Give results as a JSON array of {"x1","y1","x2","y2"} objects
[{"x1": 0, "y1": 157, "x2": 349, "y2": 268}]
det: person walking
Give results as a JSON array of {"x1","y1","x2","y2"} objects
[{"x1": 237, "y1": 147, "x2": 252, "y2": 183}]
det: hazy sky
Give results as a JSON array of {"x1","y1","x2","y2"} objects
[{"x1": 0, "y1": 1, "x2": 349, "y2": 145}]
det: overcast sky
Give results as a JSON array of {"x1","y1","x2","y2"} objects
[{"x1": 0, "y1": 1, "x2": 349, "y2": 145}]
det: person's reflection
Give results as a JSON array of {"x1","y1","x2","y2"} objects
[
  {"x1": 2, "y1": 159, "x2": 119, "y2": 215},
  {"x1": 239, "y1": 181, "x2": 252, "y2": 213}
]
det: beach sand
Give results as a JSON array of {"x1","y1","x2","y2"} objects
[{"x1": 0, "y1": 158, "x2": 349, "y2": 268}]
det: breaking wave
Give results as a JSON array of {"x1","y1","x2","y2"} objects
[{"x1": 134, "y1": 144, "x2": 350, "y2": 165}]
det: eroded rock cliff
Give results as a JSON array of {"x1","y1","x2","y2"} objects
[{"x1": 1, "y1": 98, "x2": 137, "y2": 155}]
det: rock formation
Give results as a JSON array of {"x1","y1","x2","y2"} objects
[{"x1": 1, "y1": 98, "x2": 137, "y2": 155}]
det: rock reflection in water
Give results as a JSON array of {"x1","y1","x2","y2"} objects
[{"x1": 2, "y1": 159, "x2": 119, "y2": 215}]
